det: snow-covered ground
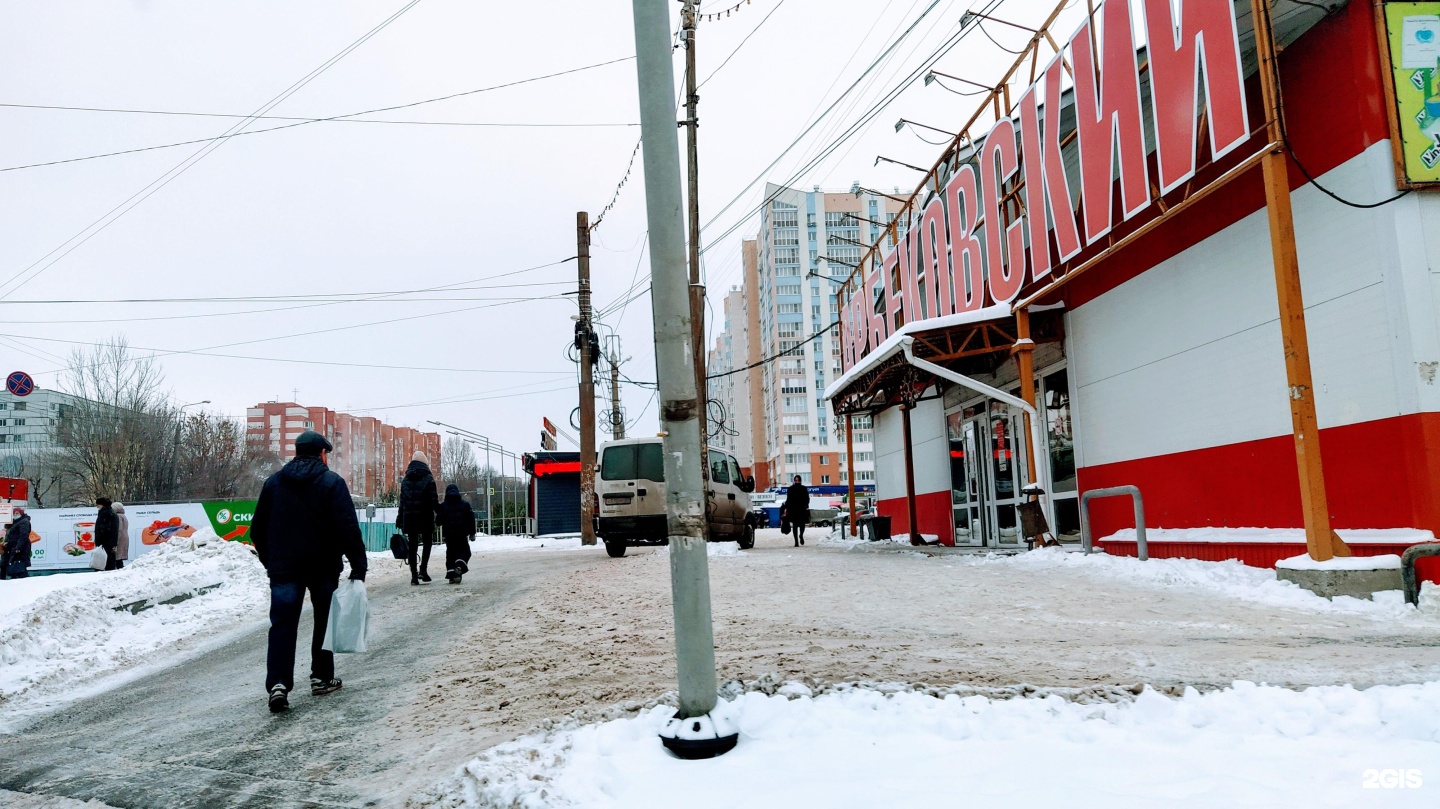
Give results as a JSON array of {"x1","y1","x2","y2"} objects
[
  {"x1": 0, "y1": 528, "x2": 268, "y2": 728},
  {"x1": 420, "y1": 681, "x2": 1440, "y2": 808}
]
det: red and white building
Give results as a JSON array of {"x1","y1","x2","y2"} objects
[
  {"x1": 827, "y1": 0, "x2": 1439, "y2": 568},
  {"x1": 245, "y1": 401, "x2": 440, "y2": 501}
]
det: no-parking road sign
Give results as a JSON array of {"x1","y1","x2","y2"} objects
[{"x1": 5, "y1": 371, "x2": 34, "y2": 397}]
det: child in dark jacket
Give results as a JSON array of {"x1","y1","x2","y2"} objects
[{"x1": 437, "y1": 483, "x2": 476, "y2": 584}]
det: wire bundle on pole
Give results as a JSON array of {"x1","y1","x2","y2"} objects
[{"x1": 591, "y1": 139, "x2": 642, "y2": 231}]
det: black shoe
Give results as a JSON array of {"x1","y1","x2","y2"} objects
[
  {"x1": 800, "y1": 537, "x2": 805, "y2": 545},
  {"x1": 411, "y1": 576, "x2": 420, "y2": 586},
  {"x1": 419, "y1": 571, "x2": 432, "y2": 583},
  {"x1": 446, "y1": 569, "x2": 459, "y2": 583},
  {"x1": 268, "y1": 685, "x2": 289, "y2": 713},
  {"x1": 311, "y1": 677, "x2": 342, "y2": 696}
]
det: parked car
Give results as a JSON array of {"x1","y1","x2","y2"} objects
[{"x1": 594, "y1": 438, "x2": 756, "y2": 557}]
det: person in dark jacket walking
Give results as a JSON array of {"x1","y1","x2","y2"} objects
[
  {"x1": 395, "y1": 451, "x2": 439, "y2": 586},
  {"x1": 437, "y1": 483, "x2": 476, "y2": 584},
  {"x1": 250, "y1": 430, "x2": 367, "y2": 714},
  {"x1": 783, "y1": 475, "x2": 811, "y2": 547},
  {"x1": 2, "y1": 509, "x2": 32, "y2": 579},
  {"x1": 94, "y1": 497, "x2": 121, "y2": 570}
]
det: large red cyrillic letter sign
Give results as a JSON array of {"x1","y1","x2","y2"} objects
[
  {"x1": 1143, "y1": 0, "x2": 1251, "y2": 193},
  {"x1": 1018, "y1": 54, "x2": 1083, "y2": 280},
  {"x1": 945, "y1": 164, "x2": 986, "y2": 313},
  {"x1": 1071, "y1": 0, "x2": 1149, "y2": 243},
  {"x1": 980, "y1": 118, "x2": 1027, "y2": 303}
]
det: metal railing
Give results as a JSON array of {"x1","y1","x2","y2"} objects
[
  {"x1": 1402, "y1": 543, "x2": 1440, "y2": 607},
  {"x1": 1080, "y1": 486, "x2": 1147, "y2": 560}
]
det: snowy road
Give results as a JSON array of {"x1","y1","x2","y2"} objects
[
  {"x1": 0, "y1": 550, "x2": 598, "y2": 809},
  {"x1": 4, "y1": 528, "x2": 1439, "y2": 808}
]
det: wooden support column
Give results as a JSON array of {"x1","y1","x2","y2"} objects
[
  {"x1": 1014, "y1": 308, "x2": 1040, "y2": 488},
  {"x1": 846, "y1": 412, "x2": 858, "y2": 536},
  {"x1": 901, "y1": 402, "x2": 921, "y2": 545},
  {"x1": 1250, "y1": 0, "x2": 1348, "y2": 561}
]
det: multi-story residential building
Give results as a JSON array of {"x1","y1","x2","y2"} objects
[
  {"x1": 0, "y1": 389, "x2": 81, "y2": 454},
  {"x1": 709, "y1": 184, "x2": 902, "y2": 490},
  {"x1": 245, "y1": 402, "x2": 440, "y2": 501},
  {"x1": 708, "y1": 286, "x2": 755, "y2": 478}
]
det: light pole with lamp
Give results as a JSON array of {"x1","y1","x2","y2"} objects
[{"x1": 172, "y1": 400, "x2": 210, "y2": 497}]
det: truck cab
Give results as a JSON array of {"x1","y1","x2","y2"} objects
[{"x1": 595, "y1": 437, "x2": 756, "y2": 557}]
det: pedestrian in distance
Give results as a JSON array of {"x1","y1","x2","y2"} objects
[
  {"x1": 112, "y1": 502, "x2": 130, "y2": 570},
  {"x1": 396, "y1": 451, "x2": 439, "y2": 586},
  {"x1": 437, "y1": 483, "x2": 476, "y2": 584},
  {"x1": 1, "y1": 508, "x2": 32, "y2": 580},
  {"x1": 250, "y1": 430, "x2": 367, "y2": 714},
  {"x1": 784, "y1": 475, "x2": 810, "y2": 547},
  {"x1": 95, "y1": 497, "x2": 121, "y2": 571}
]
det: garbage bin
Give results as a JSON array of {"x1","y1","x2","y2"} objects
[{"x1": 873, "y1": 515, "x2": 892, "y2": 540}]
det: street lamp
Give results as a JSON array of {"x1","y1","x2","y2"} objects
[
  {"x1": 172, "y1": 400, "x2": 209, "y2": 498},
  {"x1": 894, "y1": 118, "x2": 957, "y2": 138}
]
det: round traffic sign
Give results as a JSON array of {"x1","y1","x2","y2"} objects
[{"x1": 5, "y1": 372, "x2": 34, "y2": 397}]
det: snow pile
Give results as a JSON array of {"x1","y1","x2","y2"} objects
[
  {"x1": 964, "y1": 547, "x2": 1440, "y2": 618},
  {"x1": 0, "y1": 528, "x2": 267, "y2": 722},
  {"x1": 472, "y1": 534, "x2": 590, "y2": 553},
  {"x1": 418, "y1": 681, "x2": 1440, "y2": 808},
  {"x1": 1277, "y1": 553, "x2": 1402, "y2": 571}
]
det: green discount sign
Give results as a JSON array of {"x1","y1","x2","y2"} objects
[{"x1": 202, "y1": 500, "x2": 257, "y2": 543}]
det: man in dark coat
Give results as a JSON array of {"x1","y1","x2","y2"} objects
[
  {"x1": 251, "y1": 430, "x2": 367, "y2": 714},
  {"x1": 2, "y1": 508, "x2": 32, "y2": 579},
  {"x1": 437, "y1": 483, "x2": 476, "y2": 584},
  {"x1": 94, "y1": 497, "x2": 120, "y2": 570},
  {"x1": 783, "y1": 475, "x2": 811, "y2": 547},
  {"x1": 395, "y1": 451, "x2": 439, "y2": 586}
]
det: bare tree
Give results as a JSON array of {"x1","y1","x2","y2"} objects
[
  {"x1": 440, "y1": 436, "x2": 481, "y2": 494},
  {"x1": 173, "y1": 411, "x2": 270, "y2": 500}
]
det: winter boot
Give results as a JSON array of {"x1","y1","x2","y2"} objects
[
  {"x1": 268, "y1": 685, "x2": 289, "y2": 713},
  {"x1": 311, "y1": 677, "x2": 342, "y2": 696},
  {"x1": 419, "y1": 571, "x2": 432, "y2": 584}
]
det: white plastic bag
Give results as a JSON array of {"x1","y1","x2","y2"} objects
[
  {"x1": 322, "y1": 579, "x2": 369, "y2": 653},
  {"x1": 88, "y1": 547, "x2": 108, "y2": 571}
]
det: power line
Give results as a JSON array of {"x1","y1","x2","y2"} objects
[
  {"x1": 0, "y1": 0, "x2": 428, "y2": 301},
  {"x1": 0, "y1": 101, "x2": 635, "y2": 128},
  {"x1": 0, "y1": 56, "x2": 640, "y2": 174},
  {"x1": 697, "y1": 0, "x2": 789, "y2": 88},
  {"x1": 707, "y1": 321, "x2": 837, "y2": 379},
  {"x1": 1, "y1": 332, "x2": 571, "y2": 376}
]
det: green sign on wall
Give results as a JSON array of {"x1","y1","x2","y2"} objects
[{"x1": 202, "y1": 500, "x2": 257, "y2": 543}]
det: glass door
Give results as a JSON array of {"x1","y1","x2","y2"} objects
[
  {"x1": 947, "y1": 410, "x2": 986, "y2": 546},
  {"x1": 985, "y1": 401, "x2": 1027, "y2": 546}
]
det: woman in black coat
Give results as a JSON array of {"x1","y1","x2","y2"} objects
[
  {"x1": 783, "y1": 475, "x2": 811, "y2": 547},
  {"x1": 396, "y1": 452, "x2": 439, "y2": 585},
  {"x1": 437, "y1": 483, "x2": 476, "y2": 584},
  {"x1": 95, "y1": 497, "x2": 121, "y2": 571},
  {"x1": 2, "y1": 509, "x2": 32, "y2": 579}
]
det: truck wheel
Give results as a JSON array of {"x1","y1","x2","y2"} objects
[
  {"x1": 738, "y1": 525, "x2": 755, "y2": 550},
  {"x1": 605, "y1": 541, "x2": 627, "y2": 558}
]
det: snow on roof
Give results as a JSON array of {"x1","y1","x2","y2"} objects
[{"x1": 824, "y1": 303, "x2": 1012, "y2": 402}]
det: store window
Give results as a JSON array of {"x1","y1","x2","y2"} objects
[{"x1": 1043, "y1": 369, "x2": 1076, "y2": 493}]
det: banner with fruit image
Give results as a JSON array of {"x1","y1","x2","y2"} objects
[{"x1": 27, "y1": 503, "x2": 209, "y2": 571}]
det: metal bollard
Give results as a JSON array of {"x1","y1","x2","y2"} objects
[{"x1": 1079, "y1": 486, "x2": 1147, "y2": 560}]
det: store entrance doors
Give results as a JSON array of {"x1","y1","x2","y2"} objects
[{"x1": 947, "y1": 402, "x2": 1028, "y2": 547}]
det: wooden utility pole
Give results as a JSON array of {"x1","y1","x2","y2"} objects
[
  {"x1": 609, "y1": 339, "x2": 626, "y2": 440},
  {"x1": 577, "y1": 211, "x2": 597, "y2": 546},
  {"x1": 901, "y1": 401, "x2": 921, "y2": 545},
  {"x1": 1014, "y1": 308, "x2": 1039, "y2": 489},
  {"x1": 683, "y1": 0, "x2": 710, "y2": 461},
  {"x1": 1250, "y1": 0, "x2": 1348, "y2": 561}
]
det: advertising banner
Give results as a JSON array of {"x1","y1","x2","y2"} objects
[
  {"x1": 27, "y1": 503, "x2": 209, "y2": 571},
  {"x1": 202, "y1": 500, "x2": 257, "y2": 542},
  {"x1": 1382, "y1": 3, "x2": 1440, "y2": 185}
]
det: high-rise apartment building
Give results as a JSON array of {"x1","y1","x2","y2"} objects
[
  {"x1": 709, "y1": 184, "x2": 902, "y2": 490},
  {"x1": 708, "y1": 286, "x2": 755, "y2": 477},
  {"x1": 245, "y1": 401, "x2": 440, "y2": 501}
]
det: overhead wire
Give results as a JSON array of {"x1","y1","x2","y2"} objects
[
  {"x1": 0, "y1": 0, "x2": 428, "y2": 301},
  {"x1": 0, "y1": 55, "x2": 639, "y2": 174}
]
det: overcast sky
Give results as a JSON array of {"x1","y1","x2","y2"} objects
[{"x1": 0, "y1": 0, "x2": 1078, "y2": 459}]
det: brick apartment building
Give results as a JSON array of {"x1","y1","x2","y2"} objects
[{"x1": 246, "y1": 401, "x2": 441, "y2": 501}]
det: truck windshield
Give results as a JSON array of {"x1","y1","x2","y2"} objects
[{"x1": 600, "y1": 442, "x2": 666, "y2": 482}]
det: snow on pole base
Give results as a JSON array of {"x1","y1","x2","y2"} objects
[
  {"x1": 1275, "y1": 553, "x2": 1404, "y2": 600},
  {"x1": 658, "y1": 709, "x2": 739, "y2": 760}
]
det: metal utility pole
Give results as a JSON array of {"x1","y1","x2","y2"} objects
[
  {"x1": 683, "y1": 0, "x2": 710, "y2": 462},
  {"x1": 629, "y1": 0, "x2": 733, "y2": 758},
  {"x1": 484, "y1": 441, "x2": 493, "y2": 537},
  {"x1": 577, "y1": 211, "x2": 598, "y2": 546},
  {"x1": 609, "y1": 338, "x2": 627, "y2": 440},
  {"x1": 1250, "y1": 0, "x2": 1348, "y2": 562}
]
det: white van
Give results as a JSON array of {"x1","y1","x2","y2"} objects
[{"x1": 595, "y1": 437, "x2": 756, "y2": 557}]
